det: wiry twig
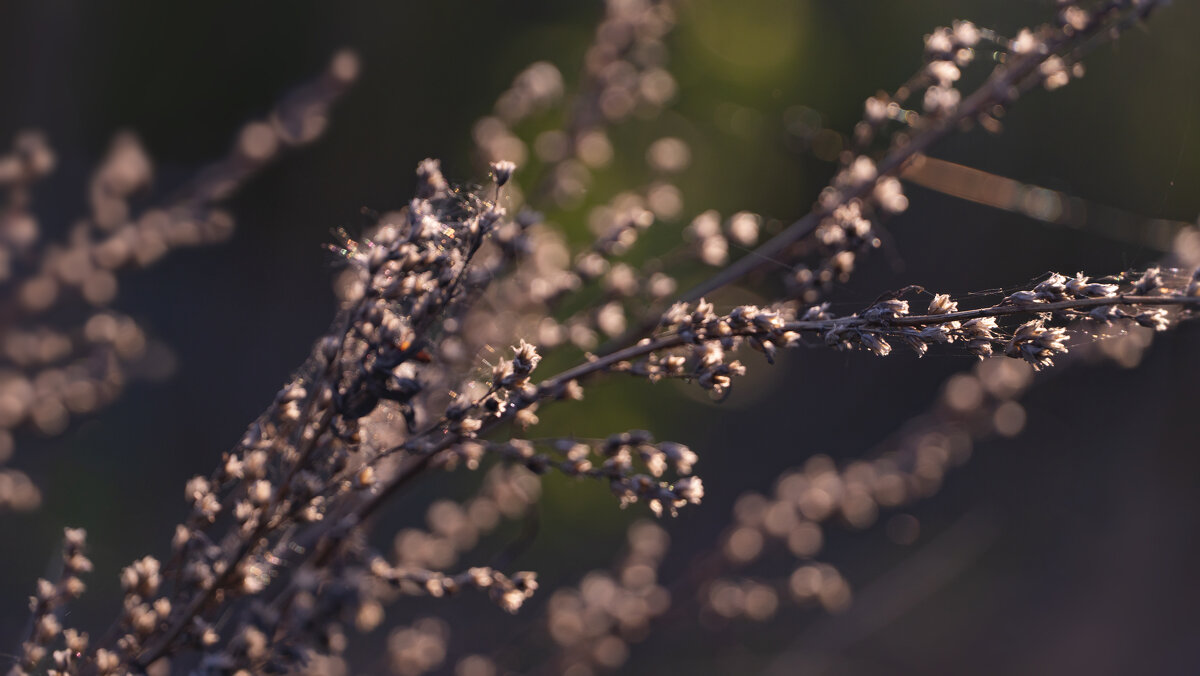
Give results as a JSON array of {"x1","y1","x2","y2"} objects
[{"x1": 604, "y1": 0, "x2": 1164, "y2": 355}]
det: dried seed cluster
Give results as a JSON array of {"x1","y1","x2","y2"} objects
[{"x1": 11, "y1": 1, "x2": 1184, "y2": 675}]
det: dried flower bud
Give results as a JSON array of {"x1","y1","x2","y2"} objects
[{"x1": 490, "y1": 160, "x2": 516, "y2": 187}]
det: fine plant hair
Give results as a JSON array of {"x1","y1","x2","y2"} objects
[{"x1": 7, "y1": 1, "x2": 1197, "y2": 675}]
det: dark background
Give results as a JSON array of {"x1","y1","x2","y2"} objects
[{"x1": 2, "y1": 1, "x2": 1200, "y2": 674}]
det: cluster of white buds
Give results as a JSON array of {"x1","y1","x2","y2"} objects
[
  {"x1": 461, "y1": 431, "x2": 702, "y2": 517},
  {"x1": 650, "y1": 270, "x2": 1198, "y2": 379},
  {"x1": 369, "y1": 557, "x2": 538, "y2": 613},
  {"x1": 19, "y1": 528, "x2": 93, "y2": 673}
]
